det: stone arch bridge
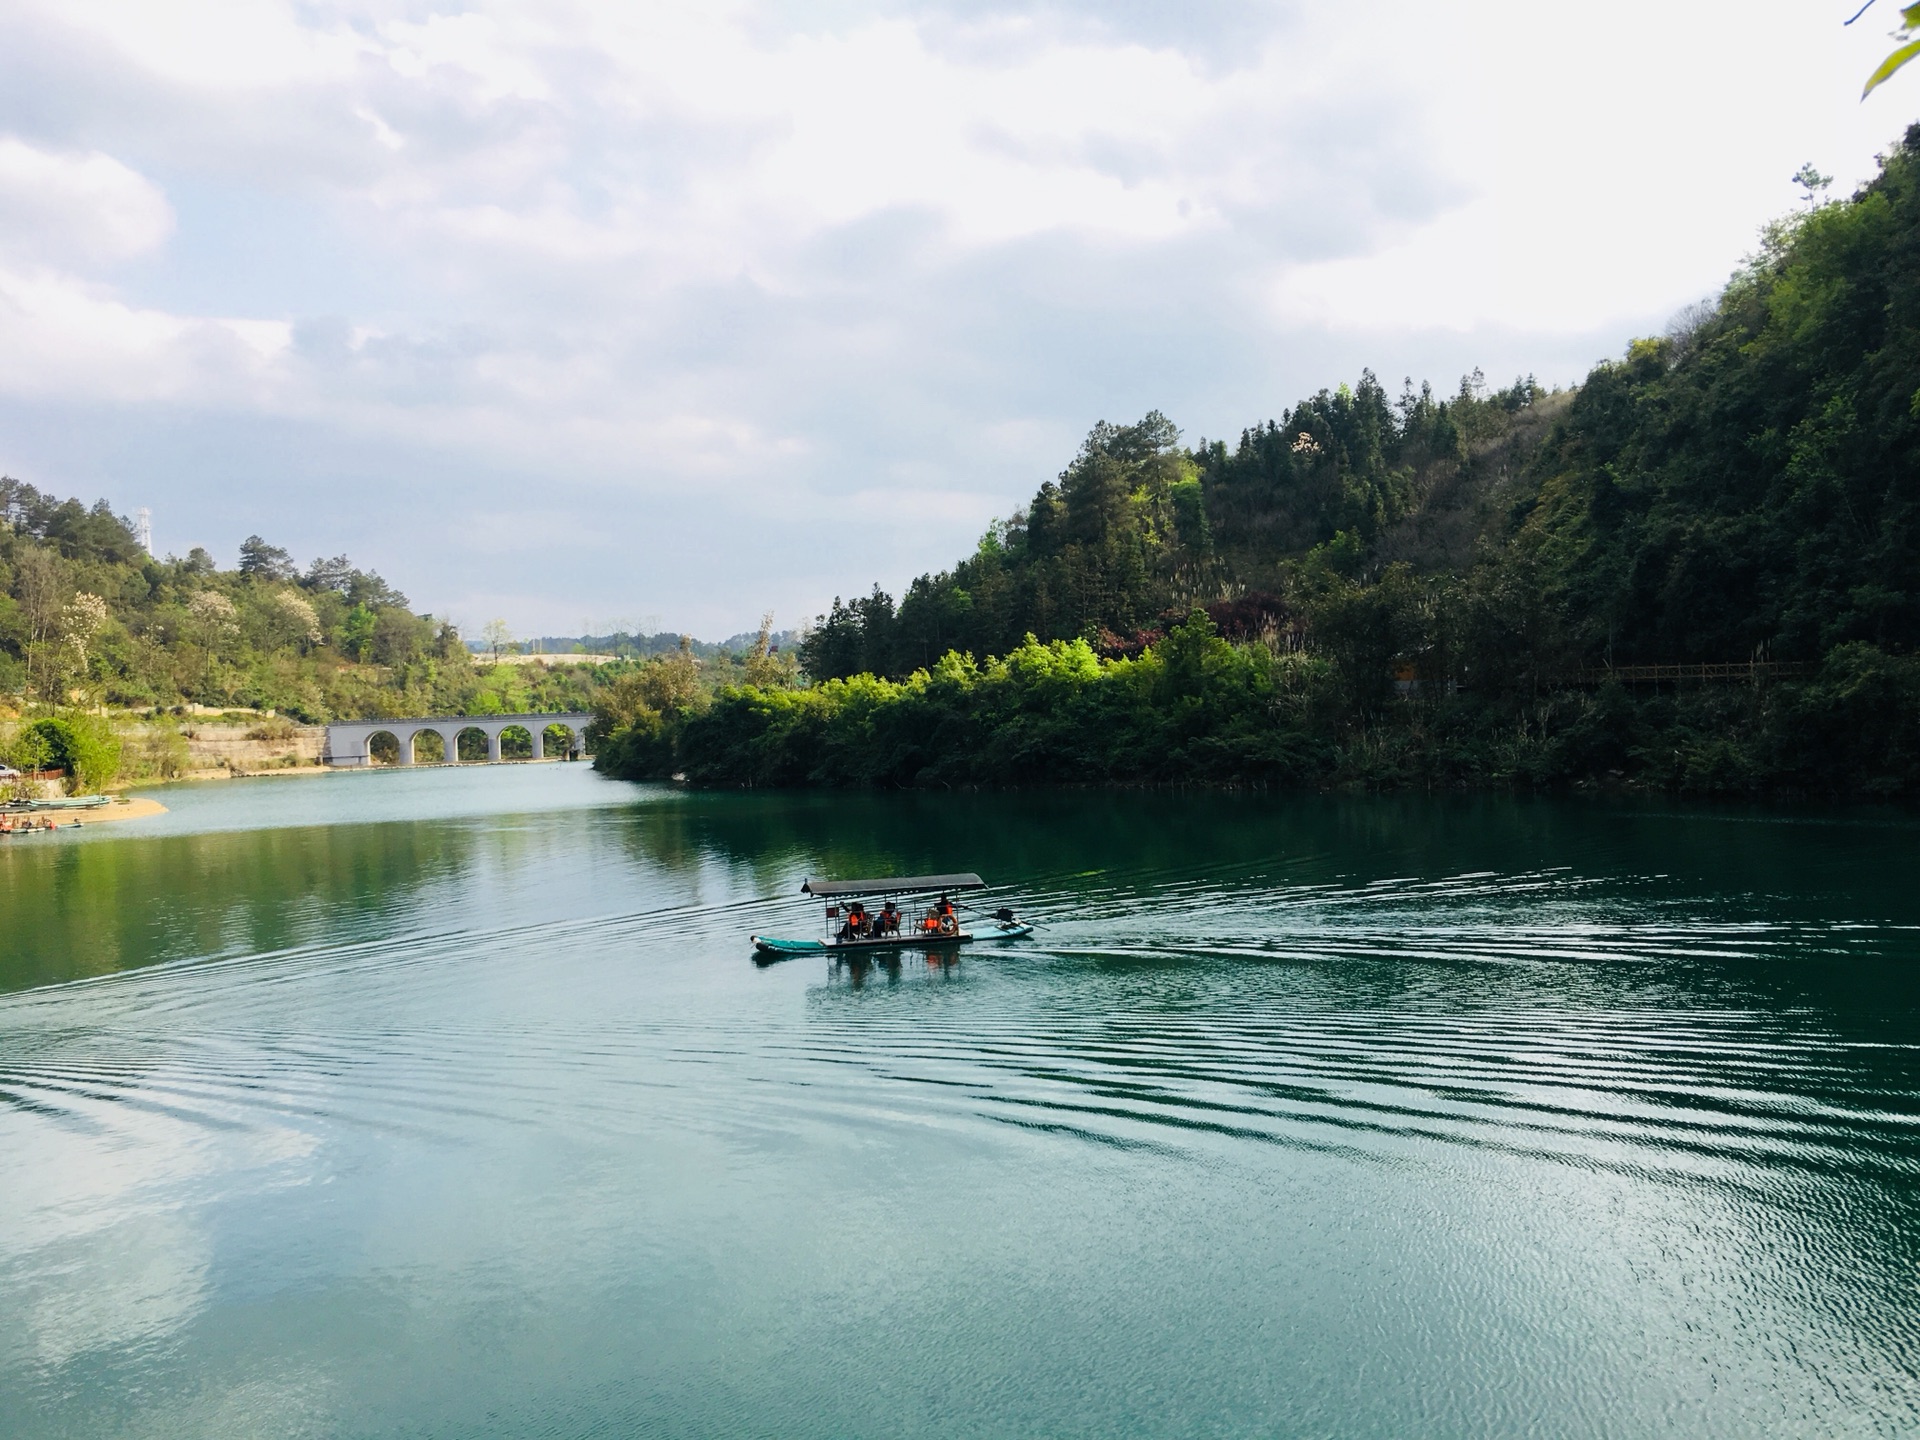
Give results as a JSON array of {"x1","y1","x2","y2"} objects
[{"x1": 323, "y1": 713, "x2": 593, "y2": 768}]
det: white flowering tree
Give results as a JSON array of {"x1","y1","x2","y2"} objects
[
  {"x1": 271, "y1": 589, "x2": 324, "y2": 652},
  {"x1": 56, "y1": 592, "x2": 109, "y2": 698},
  {"x1": 186, "y1": 590, "x2": 240, "y2": 697}
]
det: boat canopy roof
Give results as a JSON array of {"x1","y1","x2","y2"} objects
[{"x1": 802, "y1": 872, "x2": 985, "y2": 898}]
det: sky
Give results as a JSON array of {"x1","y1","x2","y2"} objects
[{"x1": 0, "y1": 1, "x2": 1913, "y2": 640}]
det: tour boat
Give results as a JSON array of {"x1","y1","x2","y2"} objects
[{"x1": 751, "y1": 872, "x2": 1032, "y2": 957}]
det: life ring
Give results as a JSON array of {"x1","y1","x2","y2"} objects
[{"x1": 938, "y1": 913, "x2": 958, "y2": 936}]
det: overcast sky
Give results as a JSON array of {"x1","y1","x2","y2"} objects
[{"x1": 0, "y1": 1, "x2": 1912, "y2": 639}]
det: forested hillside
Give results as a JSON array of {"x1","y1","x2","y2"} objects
[
  {"x1": 798, "y1": 372, "x2": 1559, "y2": 679},
  {"x1": 598, "y1": 125, "x2": 1920, "y2": 796},
  {"x1": 0, "y1": 486, "x2": 600, "y2": 721}
]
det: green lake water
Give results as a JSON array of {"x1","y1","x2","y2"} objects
[{"x1": 3, "y1": 766, "x2": 1918, "y2": 1437}]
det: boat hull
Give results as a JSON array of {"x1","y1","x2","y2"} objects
[
  {"x1": 752, "y1": 930, "x2": 973, "y2": 957},
  {"x1": 750, "y1": 936, "x2": 829, "y2": 956},
  {"x1": 751, "y1": 922, "x2": 1030, "y2": 957}
]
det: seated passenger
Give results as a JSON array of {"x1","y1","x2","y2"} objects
[
  {"x1": 879, "y1": 902, "x2": 901, "y2": 935},
  {"x1": 834, "y1": 904, "x2": 864, "y2": 942}
]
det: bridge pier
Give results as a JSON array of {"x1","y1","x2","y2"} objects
[
  {"x1": 440, "y1": 728, "x2": 461, "y2": 765},
  {"x1": 487, "y1": 731, "x2": 502, "y2": 762}
]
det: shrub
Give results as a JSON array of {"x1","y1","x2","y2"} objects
[
  {"x1": 126, "y1": 724, "x2": 191, "y2": 781},
  {"x1": 17, "y1": 714, "x2": 123, "y2": 792}
]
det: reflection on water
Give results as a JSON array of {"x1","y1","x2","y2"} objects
[
  {"x1": 0, "y1": 820, "x2": 477, "y2": 988},
  {"x1": 2, "y1": 767, "x2": 1918, "y2": 1437},
  {"x1": 820, "y1": 949, "x2": 978, "y2": 987}
]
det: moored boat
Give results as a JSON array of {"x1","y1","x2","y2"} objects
[{"x1": 2, "y1": 794, "x2": 112, "y2": 812}]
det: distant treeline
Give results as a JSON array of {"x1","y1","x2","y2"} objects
[
  {"x1": 0, "y1": 490, "x2": 605, "y2": 722},
  {"x1": 595, "y1": 126, "x2": 1920, "y2": 797},
  {"x1": 500, "y1": 628, "x2": 803, "y2": 660}
]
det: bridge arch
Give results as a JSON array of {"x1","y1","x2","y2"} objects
[
  {"x1": 366, "y1": 730, "x2": 400, "y2": 766},
  {"x1": 408, "y1": 728, "x2": 448, "y2": 765}
]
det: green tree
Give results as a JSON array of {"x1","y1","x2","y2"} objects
[
  {"x1": 1792, "y1": 162, "x2": 1833, "y2": 208},
  {"x1": 743, "y1": 612, "x2": 797, "y2": 689},
  {"x1": 238, "y1": 534, "x2": 297, "y2": 580},
  {"x1": 13, "y1": 546, "x2": 68, "y2": 699},
  {"x1": 341, "y1": 603, "x2": 377, "y2": 661}
]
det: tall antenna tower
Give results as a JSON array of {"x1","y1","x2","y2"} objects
[{"x1": 134, "y1": 507, "x2": 153, "y2": 556}]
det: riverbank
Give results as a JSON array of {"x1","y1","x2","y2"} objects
[
  {"x1": 127, "y1": 756, "x2": 585, "y2": 788},
  {"x1": 169, "y1": 764, "x2": 335, "y2": 784},
  {"x1": 594, "y1": 629, "x2": 1920, "y2": 799}
]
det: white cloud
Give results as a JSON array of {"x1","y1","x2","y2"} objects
[
  {"x1": 0, "y1": 136, "x2": 173, "y2": 264},
  {"x1": 1269, "y1": 3, "x2": 1903, "y2": 338},
  {"x1": 0, "y1": 266, "x2": 290, "y2": 402},
  {"x1": 36, "y1": 0, "x2": 370, "y2": 90},
  {"x1": 380, "y1": 11, "x2": 555, "y2": 102}
]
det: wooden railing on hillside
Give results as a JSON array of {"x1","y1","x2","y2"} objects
[{"x1": 1572, "y1": 661, "x2": 1814, "y2": 686}]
